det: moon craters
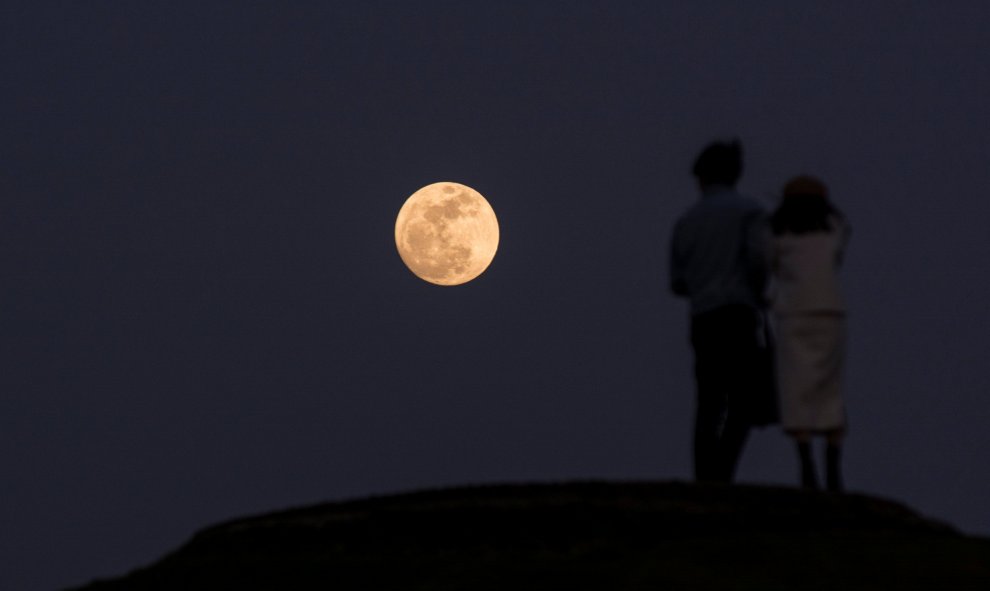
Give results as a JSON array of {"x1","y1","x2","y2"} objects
[{"x1": 395, "y1": 182, "x2": 499, "y2": 286}]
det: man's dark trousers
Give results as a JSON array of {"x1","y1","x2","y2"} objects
[{"x1": 690, "y1": 304, "x2": 764, "y2": 482}]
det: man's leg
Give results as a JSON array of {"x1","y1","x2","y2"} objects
[
  {"x1": 693, "y1": 379, "x2": 726, "y2": 482},
  {"x1": 718, "y1": 305, "x2": 760, "y2": 483},
  {"x1": 691, "y1": 309, "x2": 730, "y2": 482},
  {"x1": 719, "y1": 410, "x2": 750, "y2": 482}
]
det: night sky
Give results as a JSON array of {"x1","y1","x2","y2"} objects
[{"x1": 4, "y1": 2, "x2": 990, "y2": 589}]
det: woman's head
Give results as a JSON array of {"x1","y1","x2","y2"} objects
[
  {"x1": 771, "y1": 175, "x2": 842, "y2": 235},
  {"x1": 783, "y1": 175, "x2": 828, "y2": 200}
]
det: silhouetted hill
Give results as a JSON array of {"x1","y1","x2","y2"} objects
[{"x1": 69, "y1": 481, "x2": 990, "y2": 590}]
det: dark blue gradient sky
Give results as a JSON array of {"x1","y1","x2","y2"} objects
[{"x1": 3, "y1": 2, "x2": 990, "y2": 589}]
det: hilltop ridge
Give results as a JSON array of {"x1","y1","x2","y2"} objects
[{"x1": 70, "y1": 481, "x2": 990, "y2": 590}]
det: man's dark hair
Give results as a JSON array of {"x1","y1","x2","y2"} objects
[{"x1": 692, "y1": 140, "x2": 743, "y2": 187}]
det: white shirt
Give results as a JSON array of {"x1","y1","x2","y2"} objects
[{"x1": 771, "y1": 218, "x2": 850, "y2": 314}]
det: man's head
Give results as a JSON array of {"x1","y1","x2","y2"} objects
[{"x1": 692, "y1": 140, "x2": 743, "y2": 188}]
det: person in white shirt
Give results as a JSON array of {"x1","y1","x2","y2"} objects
[{"x1": 770, "y1": 175, "x2": 850, "y2": 492}]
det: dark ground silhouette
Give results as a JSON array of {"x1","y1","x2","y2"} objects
[{"x1": 68, "y1": 481, "x2": 990, "y2": 590}]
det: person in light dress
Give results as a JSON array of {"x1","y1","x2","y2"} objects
[{"x1": 770, "y1": 175, "x2": 850, "y2": 492}]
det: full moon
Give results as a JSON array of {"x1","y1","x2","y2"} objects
[{"x1": 395, "y1": 182, "x2": 499, "y2": 286}]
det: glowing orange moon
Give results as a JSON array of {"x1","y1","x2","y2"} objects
[{"x1": 395, "y1": 182, "x2": 499, "y2": 286}]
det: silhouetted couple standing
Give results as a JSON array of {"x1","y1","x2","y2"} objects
[{"x1": 670, "y1": 140, "x2": 849, "y2": 491}]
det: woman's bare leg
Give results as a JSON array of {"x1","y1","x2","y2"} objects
[
  {"x1": 824, "y1": 428, "x2": 845, "y2": 492},
  {"x1": 788, "y1": 430, "x2": 818, "y2": 489}
]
